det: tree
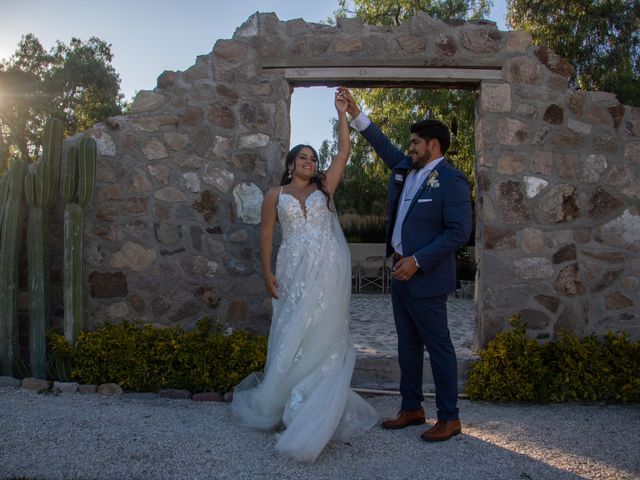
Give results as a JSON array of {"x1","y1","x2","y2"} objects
[
  {"x1": 326, "y1": 0, "x2": 488, "y2": 218},
  {"x1": 0, "y1": 34, "x2": 126, "y2": 172},
  {"x1": 507, "y1": 0, "x2": 640, "y2": 106}
]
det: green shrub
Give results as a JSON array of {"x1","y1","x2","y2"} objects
[
  {"x1": 466, "y1": 316, "x2": 640, "y2": 403},
  {"x1": 48, "y1": 319, "x2": 267, "y2": 393}
]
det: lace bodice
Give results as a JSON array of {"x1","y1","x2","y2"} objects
[{"x1": 277, "y1": 190, "x2": 333, "y2": 240}]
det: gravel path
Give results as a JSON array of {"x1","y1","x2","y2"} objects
[{"x1": 2, "y1": 387, "x2": 639, "y2": 480}]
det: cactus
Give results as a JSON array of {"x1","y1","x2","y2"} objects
[
  {"x1": 25, "y1": 118, "x2": 63, "y2": 378},
  {"x1": 63, "y1": 137, "x2": 96, "y2": 345},
  {"x1": 0, "y1": 160, "x2": 27, "y2": 376}
]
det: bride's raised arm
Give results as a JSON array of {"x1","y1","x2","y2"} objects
[{"x1": 323, "y1": 89, "x2": 350, "y2": 194}]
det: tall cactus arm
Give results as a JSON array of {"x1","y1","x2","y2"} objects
[
  {"x1": 63, "y1": 146, "x2": 79, "y2": 204},
  {"x1": 77, "y1": 137, "x2": 96, "y2": 208},
  {"x1": 42, "y1": 117, "x2": 63, "y2": 208}
]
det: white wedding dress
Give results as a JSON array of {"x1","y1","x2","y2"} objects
[{"x1": 232, "y1": 189, "x2": 378, "y2": 462}]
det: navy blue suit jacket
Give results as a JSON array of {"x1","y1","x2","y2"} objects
[{"x1": 361, "y1": 121, "x2": 473, "y2": 298}]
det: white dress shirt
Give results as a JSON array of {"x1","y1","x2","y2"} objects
[{"x1": 349, "y1": 112, "x2": 444, "y2": 257}]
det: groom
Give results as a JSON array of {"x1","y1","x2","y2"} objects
[{"x1": 340, "y1": 88, "x2": 472, "y2": 442}]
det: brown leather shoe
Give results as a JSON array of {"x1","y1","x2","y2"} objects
[
  {"x1": 421, "y1": 419, "x2": 462, "y2": 442},
  {"x1": 381, "y1": 407, "x2": 426, "y2": 429}
]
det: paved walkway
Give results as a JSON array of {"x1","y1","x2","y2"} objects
[
  {"x1": 350, "y1": 294, "x2": 475, "y2": 358},
  {"x1": 349, "y1": 293, "x2": 476, "y2": 389}
]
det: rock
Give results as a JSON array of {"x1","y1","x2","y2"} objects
[
  {"x1": 154, "y1": 187, "x2": 188, "y2": 202},
  {"x1": 192, "y1": 392, "x2": 224, "y2": 402},
  {"x1": 506, "y1": 56, "x2": 543, "y2": 85},
  {"x1": 535, "y1": 46, "x2": 574, "y2": 77},
  {"x1": 606, "y1": 292, "x2": 633, "y2": 310},
  {"x1": 174, "y1": 153, "x2": 205, "y2": 169},
  {"x1": 89, "y1": 271, "x2": 128, "y2": 298},
  {"x1": 22, "y1": 377, "x2": 51, "y2": 391},
  {"x1": 208, "y1": 105, "x2": 235, "y2": 129},
  {"x1": 203, "y1": 165, "x2": 234, "y2": 194},
  {"x1": 552, "y1": 244, "x2": 577, "y2": 264},
  {"x1": 193, "y1": 190, "x2": 219, "y2": 223},
  {"x1": 239, "y1": 134, "x2": 270, "y2": 149},
  {"x1": 461, "y1": 28, "x2": 501, "y2": 53},
  {"x1": 154, "y1": 223, "x2": 182, "y2": 245},
  {"x1": 97, "y1": 383, "x2": 123, "y2": 397},
  {"x1": 531, "y1": 151, "x2": 552, "y2": 175},
  {"x1": 233, "y1": 183, "x2": 263, "y2": 225},
  {"x1": 195, "y1": 287, "x2": 220, "y2": 309},
  {"x1": 523, "y1": 176, "x2": 548, "y2": 198},
  {"x1": 496, "y1": 118, "x2": 529, "y2": 145},
  {"x1": 543, "y1": 105, "x2": 564, "y2": 124},
  {"x1": 522, "y1": 228, "x2": 544, "y2": 254},
  {"x1": 223, "y1": 392, "x2": 233, "y2": 402},
  {"x1": 624, "y1": 142, "x2": 640, "y2": 163},
  {"x1": 180, "y1": 255, "x2": 219, "y2": 278},
  {"x1": 128, "y1": 294, "x2": 146, "y2": 314},
  {"x1": 88, "y1": 130, "x2": 116, "y2": 156},
  {"x1": 556, "y1": 154, "x2": 578, "y2": 178},
  {"x1": 53, "y1": 381, "x2": 79, "y2": 394},
  {"x1": 130, "y1": 170, "x2": 153, "y2": 193},
  {"x1": 497, "y1": 181, "x2": 530, "y2": 224},
  {"x1": 480, "y1": 83, "x2": 511, "y2": 113},
  {"x1": 497, "y1": 152, "x2": 528, "y2": 174},
  {"x1": 110, "y1": 242, "x2": 156, "y2": 272},
  {"x1": 163, "y1": 132, "x2": 189, "y2": 151},
  {"x1": 148, "y1": 164, "x2": 170, "y2": 185},
  {"x1": 567, "y1": 119, "x2": 591, "y2": 135},
  {"x1": 106, "y1": 302, "x2": 129, "y2": 320},
  {"x1": 483, "y1": 226, "x2": 516, "y2": 250},
  {"x1": 142, "y1": 138, "x2": 169, "y2": 161},
  {"x1": 554, "y1": 303, "x2": 587, "y2": 337},
  {"x1": 132, "y1": 91, "x2": 166, "y2": 113},
  {"x1": 160, "y1": 389, "x2": 191, "y2": 400},
  {"x1": 535, "y1": 185, "x2": 580, "y2": 224},
  {"x1": 596, "y1": 208, "x2": 640, "y2": 251},
  {"x1": 181, "y1": 172, "x2": 201, "y2": 193},
  {"x1": 535, "y1": 295, "x2": 560, "y2": 313},
  {"x1": 513, "y1": 258, "x2": 554, "y2": 280},
  {"x1": 581, "y1": 154, "x2": 608, "y2": 183},
  {"x1": 554, "y1": 264, "x2": 585, "y2": 296},
  {"x1": 589, "y1": 187, "x2": 624, "y2": 219}
]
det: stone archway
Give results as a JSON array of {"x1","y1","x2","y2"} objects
[{"x1": 69, "y1": 12, "x2": 639, "y2": 347}]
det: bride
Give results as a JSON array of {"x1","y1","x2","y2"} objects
[{"x1": 231, "y1": 89, "x2": 378, "y2": 462}]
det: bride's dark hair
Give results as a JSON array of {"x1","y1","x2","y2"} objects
[{"x1": 280, "y1": 144, "x2": 332, "y2": 210}]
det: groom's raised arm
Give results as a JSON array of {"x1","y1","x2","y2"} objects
[{"x1": 340, "y1": 87, "x2": 407, "y2": 170}]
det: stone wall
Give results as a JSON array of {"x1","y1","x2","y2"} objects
[{"x1": 56, "y1": 12, "x2": 638, "y2": 346}]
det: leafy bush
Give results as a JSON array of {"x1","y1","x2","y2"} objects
[
  {"x1": 466, "y1": 316, "x2": 640, "y2": 403},
  {"x1": 48, "y1": 319, "x2": 267, "y2": 393}
]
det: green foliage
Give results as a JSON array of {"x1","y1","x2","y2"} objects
[
  {"x1": 336, "y1": 0, "x2": 492, "y2": 25},
  {"x1": 466, "y1": 316, "x2": 640, "y2": 403},
  {"x1": 507, "y1": 0, "x2": 640, "y2": 106},
  {"x1": 48, "y1": 319, "x2": 267, "y2": 393},
  {"x1": 0, "y1": 34, "x2": 126, "y2": 170}
]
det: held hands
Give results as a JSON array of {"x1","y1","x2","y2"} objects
[
  {"x1": 335, "y1": 90, "x2": 348, "y2": 114},
  {"x1": 391, "y1": 256, "x2": 419, "y2": 281},
  {"x1": 264, "y1": 271, "x2": 279, "y2": 299},
  {"x1": 337, "y1": 87, "x2": 361, "y2": 119}
]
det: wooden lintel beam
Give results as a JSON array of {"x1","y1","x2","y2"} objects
[{"x1": 284, "y1": 67, "x2": 501, "y2": 86}]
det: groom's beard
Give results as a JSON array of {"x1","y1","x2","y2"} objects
[{"x1": 410, "y1": 152, "x2": 431, "y2": 169}]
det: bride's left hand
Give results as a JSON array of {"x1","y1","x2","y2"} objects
[{"x1": 335, "y1": 90, "x2": 348, "y2": 113}]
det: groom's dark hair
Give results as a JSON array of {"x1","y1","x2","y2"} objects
[{"x1": 410, "y1": 119, "x2": 450, "y2": 154}]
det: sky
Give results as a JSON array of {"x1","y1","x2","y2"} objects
[{"x1": 0, "y1": 0, "x2": 508, "y2": 150}]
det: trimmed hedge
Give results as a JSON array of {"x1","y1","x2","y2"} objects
[
  {"x1": 48, "y1": 319, "x2": 267, "y2": 393},
  {"x1": 466, "y1": 316, "x2": 640, "y2": 403}
]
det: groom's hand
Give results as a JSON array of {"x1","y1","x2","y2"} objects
[
  {"x1": 264, "y1": 272, "x2": 279, "y2": 299},
  {"x1": 391, "y1": 256, "x2": 418, "y2": 281},
  {"x1": 338, "y1": 87, "x2": 361, "y2": 119}
]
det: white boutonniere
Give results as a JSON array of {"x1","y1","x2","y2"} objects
[{"x1": 426, "y1": 170, "x2": 440, "y2": 189}]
